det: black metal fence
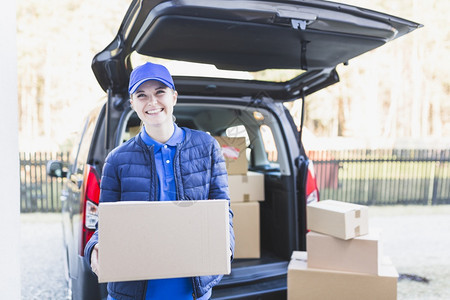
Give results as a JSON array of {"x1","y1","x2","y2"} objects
[
  {"x1": 309, "y1": 149, "x2": 450, "y2": 205},
  {"x1": 20, "y1": 152, "x2": 69, "y2": 213},
  {"x1": 19, "y1": 149, "x2": 450, "y2": 212}
]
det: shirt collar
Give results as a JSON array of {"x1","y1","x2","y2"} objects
[{"x1": 140, "y1": 123, "x2": 184, "y2": 149}]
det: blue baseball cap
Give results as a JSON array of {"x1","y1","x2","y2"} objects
[{"x1": 128, "y1": 62, "x2": 175, "y2": 94}]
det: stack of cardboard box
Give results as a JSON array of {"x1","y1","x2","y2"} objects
[
  {"x1": 215, "y1": 136, "x2": 264, "y2": 259},
  {"x1": 288, "y1": 200, "x2": 399, "y2": 300}
]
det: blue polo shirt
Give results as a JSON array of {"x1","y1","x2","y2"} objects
[{"x1": 140, "y1": 124, "x2": 185, "y2": 201}]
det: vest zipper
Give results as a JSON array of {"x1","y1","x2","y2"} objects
[
  {"x1": 146, "y1": 145, "x2": 159, "y2": 200},
  {"x1": 173, "y1": 144, "x2": 182, "y2": 200},
  {"x1": 142, "y1": 281, "x2": 148, "y2": 300},
  {"x1": 191, "y1": 277, "x2": 197, "y2": 299}
]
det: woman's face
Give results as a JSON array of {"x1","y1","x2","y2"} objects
[{"x1": 130, "y1": 80, "x2": 177, "y2": 128}]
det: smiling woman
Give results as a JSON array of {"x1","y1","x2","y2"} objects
[
  {"x1": 85, "y1": 61, "x2": 235, "y2": 300},
  {"x1": 128, "y1": 63, "x2": 179, "y2": 143}
]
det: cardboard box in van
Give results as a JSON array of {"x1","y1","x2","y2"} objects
[
  {"x1": 230, "y1": 202, "x2": 260, "y2": 258},
  {"x1": 214, "y1": 136, "x2": 248, "y2": 175},
  {"x1": 228, "y1": 171, "x2": 265, "y2": 202}
]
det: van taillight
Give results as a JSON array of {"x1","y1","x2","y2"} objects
[
  {"x1": 306, "y1": 160, "x2": 319, "y2": 204},
  {"x1": 80, "y1": 165, "x2": 100, "y2": 256}
]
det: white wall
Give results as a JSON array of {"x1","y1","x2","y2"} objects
[{"x1": 0, "y1": 1, "x2": 21, "y2": 298}]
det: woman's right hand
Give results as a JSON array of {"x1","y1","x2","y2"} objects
[{"x1": 91, "y1": 244, "x2": 99, "y2": 276}]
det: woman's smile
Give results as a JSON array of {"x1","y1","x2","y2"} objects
[{"x1": 145, "y1": 107, "x2": 164, "y2": 115}]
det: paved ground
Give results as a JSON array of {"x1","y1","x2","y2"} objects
[
  {"x1": 369, "y1": 205, "x2": 450, "y2": 300},
  {"x1": 20, "y1": 213, "x2": 69, "y2": 300},
  {"x1": 20, "y1": 206, "x2": 450, "y2": 299}
]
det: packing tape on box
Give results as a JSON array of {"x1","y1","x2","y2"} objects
[
  {"x1": 243, "y1": 194, "x2": 250, "y2": 202},
  {"x1": 354, "y1": 210, "x2": 361, "y2": 235},
  {"x1": 242, "y1": 175, "x2": 248, "y2": 183}
]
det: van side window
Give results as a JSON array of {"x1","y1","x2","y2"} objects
[
  {"x1": 225, "y1": 125, "x2": 251, "y2": 163},
  {"x1": 68, "y1": 115, "x2": 97, "y2": 177},
  {"x1": 226, "y1": 125, "x2": 249, "y2": 143},
  {"x1": 260, "y1": 124, "x2": 278, "y2": 163},
  {"x1": 76, "y1": 115, "x2": 96, "y2": 175},
  {"x1": 225, "y1": 123, "x2": 280, "y2": 169},
  {"x1": 121, "y1": 111, "x2": 142, "y2": 143},
  {"x1": 68, "y1": 118, "x2": 89, "y2": 175}
]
